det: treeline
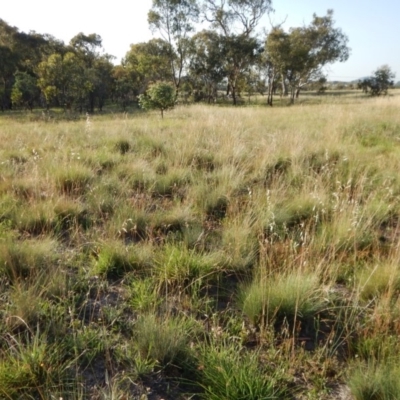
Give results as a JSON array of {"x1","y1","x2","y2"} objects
[{"x1": 0, "y1": 0, "x2": 350, "y2": 111}]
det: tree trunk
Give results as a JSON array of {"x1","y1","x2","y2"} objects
[
  {"x1": 267, "y1": 73, "x2": 275, "y2": 107},
  {"x1": 289, "y1": 88, "x2": 295, "y2": 104},
  {"x1": 281, "y1": 79, "x2": 288, "y2": 97}
]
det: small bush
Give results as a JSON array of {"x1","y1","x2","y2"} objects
[{"x1": 138, "y1": 81, "x2": 175, "y2": 118}]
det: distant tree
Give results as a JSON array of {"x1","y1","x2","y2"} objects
[
  {"x1": 202, "y1": 0, "x2": 272, "y2": 105},
  {"x1": 138, "y1": 81, "x2": 175, "y2": 118},
  {"x1": 37, "y1": 52, "x2": 87, "y2": 110},
  {"x1": 358, "y1": 65, "x2": 396, "y2": 96},
  {"x1": 148, "y1": 0, "x2": 200, "y2": 99},
  {"x1": 265, "y1": 10, "x2": 350, "y2": 105}
]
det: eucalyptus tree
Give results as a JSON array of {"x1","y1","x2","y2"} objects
[
  {"x1": 264, "y1": 27, "x2": 290, "y2": 106},
  {"x1": 148, "y1": 0, "x2": 200, "y2": 98},
  {"x1": 0, "y1": 20, "x2": 49, "y2": 109},
  {"x1": 266, "y1": 10, "x2": 350, "y2": 104},
  {"x1": 112, "y1": 65, "x2": 138, "y2": 110},
  {"x1": 202, "y1": 0, "x2": 272, "y2": 104}
]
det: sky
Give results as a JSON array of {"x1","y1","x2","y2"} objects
[{"x1": 1, "y1": 0, "x2": 399, "y2": 82}]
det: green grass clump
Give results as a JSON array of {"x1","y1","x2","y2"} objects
[
  {"x1": 92, "y1": 242, "x2": 137, "y2": 279},
  {"x1": 130, "y1": 278, "x2": 159, "y2": 312},
  {"x1": 197, "y1": 341, "x2": 285, "y2": 399},
  {"x1": 0, "y1": 239, "x2": 57, "y2": 283},
  {"x1": 348, "y1": 361, "x2": 400, "y2": 400},
  {"x1": 0, "y1": 333, "x2": 75, "y2": 398},
  {"x1": 55, "y1": 166, "x2": 94, "y2": 196},
  {"x1": 155, "y1": 243, "x2": 223, "y2": 292},
  {"x1": 135, "y1": 313, "x2": 200, "y2": 370},
  {"x1": 239, "y1": 272, "x2": 325, "y2": 327},
  {"x1": 113, "y1": 139, "x2": 132, "y2": 155},
  {"x1": 54, "y1": 199, "x2": 91, "y2": 232},
  {"x1": 356, "y1": 262, "x2": 400, "y2": 301},
  {"x1": 12, "y1": 201, "x2": 57, "y2": 235}
]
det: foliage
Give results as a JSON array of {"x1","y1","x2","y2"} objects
[{"x1": 124, "y1": 38, "x2": 173, "y2": 93}]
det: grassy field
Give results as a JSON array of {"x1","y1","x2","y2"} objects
[{"x1": 1, "y1": 92, "x2": 400, "y2": 399}]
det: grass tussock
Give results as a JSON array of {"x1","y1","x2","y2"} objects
[{"x1": 239, "y1": 272, "x2": 325, "y2": 327}]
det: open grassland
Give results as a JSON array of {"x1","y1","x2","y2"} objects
[{"x1": 1, "y1": 94, "x2": 400, "y2": 399}]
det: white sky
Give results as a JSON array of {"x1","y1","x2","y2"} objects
[{"x1": 2, "y1": 0, "x2": 400, "y2": 82}]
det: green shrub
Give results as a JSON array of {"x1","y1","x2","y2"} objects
[{"x1": 138, "y1": 81, "x2": 175, "y2": 118}]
